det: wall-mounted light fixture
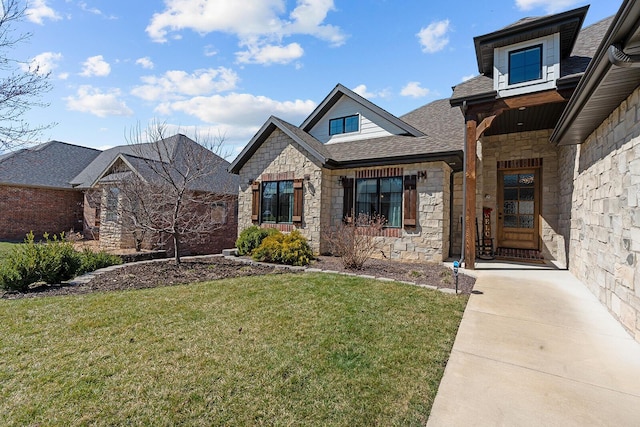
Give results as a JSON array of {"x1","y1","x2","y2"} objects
[
  {"x1": 248, "y1": 179, "x2": 254, "y2": 186},
  {"x1": 304, "y1": 174, "x2": 311, "y2": 181},
  {"x1": 417, "y1": 171, "x2": 427, "y2": 180},
  {"x1": 338, "y1": 175, "x2": 347, "y2": 185}
]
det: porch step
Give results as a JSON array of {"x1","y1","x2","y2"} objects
[{"x1": 494, "y1": 247, "x2": 544, "y2": 262}]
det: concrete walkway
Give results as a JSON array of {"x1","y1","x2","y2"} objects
[{"x1": 428, "y1": 262, "x2": 640, "y2": 426}]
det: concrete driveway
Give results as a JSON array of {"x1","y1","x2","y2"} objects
[{"x1": 428, "y1": 262, "x2": 640, "y2": 426}]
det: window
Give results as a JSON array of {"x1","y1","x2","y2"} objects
[
  {"x1": 329, "y1": 115, "x2": 359, "y2": 135},
  {"x1": 211, "y1": 201, "x2": 227, "y2": 224},
  {"x1": 105, "y1": 187, "x2": 119, "y2": 222},
  {"x1": 355, "y1": 177, "x2": 402, "y2": 227},
  {"x1": 508, "y1": 44, "x2": 542, "y2": 85},
  {"x1": 261, "y1": 180, "x2": 294, "y2": 223}
]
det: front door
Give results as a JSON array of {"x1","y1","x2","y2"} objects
[{"x1": 497, "y1": 168, "x2": 540, "y2": 250}]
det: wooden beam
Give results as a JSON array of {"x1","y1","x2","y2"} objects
[
  {"x1": 466, "y1": 89, "x2": 568, "y2": 118},
  {"x1": 476, "y1": 114, "x2": 498, "y2": 140},
  {"x1": 465, "y1": 118, "x2": 477, "y2": 270}
]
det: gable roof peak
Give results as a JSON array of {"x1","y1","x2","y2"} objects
[{"x1": 300, "y1": 83, "x2": 425, "y2": 137}]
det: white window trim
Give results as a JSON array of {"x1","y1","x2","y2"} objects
[{"x1": 494, "y1": 34, "x2": 559, "y2": 97}]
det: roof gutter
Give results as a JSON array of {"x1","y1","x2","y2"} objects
[{"x1": 608, "y1": 43, "x2": 640, "y2": 67}]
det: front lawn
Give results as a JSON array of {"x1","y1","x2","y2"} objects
[
  {"x1": 0, "y1": 273, "x2": 467, "y2": 426},
  {"x1": 0, "y1": 241, "x2": 18, "y2": 261}
]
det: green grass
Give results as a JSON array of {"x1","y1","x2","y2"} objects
[
  {"x1": 0, "y1": 242, "x2": 18, "y2": 261},
  {"x1": 0, "y1": 273, "x2": 467, "y2": 426}
]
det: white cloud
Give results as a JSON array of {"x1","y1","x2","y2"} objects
[
  {"x1": 21, "y1": 51, "x2": 63, "y2": 75},
  {"x1": 351, "y1": 84, "x2": 390, "y2": 99},
  {"x1": 26, "y1": 0, "x2": 62, "y2": 25},
  {"x1": 78, "y1": 1, "x2": 117, "y2": 19},
  {"x1": 515, "y1": 0, "x2": 579, "y2": 13},
  {"x1": 236, "y1": 42, "x2": 304, "y2": 65},
  {"x1": 461, "y1": 74, "x2": 476, "y2": 82},
  {"x1": 135, "y1": 57, "x2": 154, "y2": 69},
  {"x1": 80, "y1": 55, "x2": 111, "y2": 77},
  {"x1": 58, "y1": 72, "x2": 69, "y2": 80},
  {"x1": 156, "y1": 92, "x2": 316, "y2": 128},
  {"x1": 204, "y1": 45, "x2": 218, "y2": 57},
  {"x1": 65, "y1": 86, "x2": 133, "y2": 117},
  {"x1": 145, "y1": 0, "x2": 345, "y2": 65},
  {"x1": 131, "y1": 67, "x2": 239, "y2": 101},
  {"x1": 400, "y1": 82, "x2": 431, "y2": 98},
  {"x1": 417, "y1": 19, "x2": 450, "y2": 54}
]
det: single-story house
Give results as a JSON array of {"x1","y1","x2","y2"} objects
[
  {"x1": 0, "y1": 141, "x2": 100, "y2": 240},
  {"x1": 0, "y1": 134, "x2": 239, "y2": 256},
  {"x1": 71, "y1": 133, "x2": 239, "y2": 255},
  {"x1": 230, "y1": 1, "x2": 640, "y2": 342}
]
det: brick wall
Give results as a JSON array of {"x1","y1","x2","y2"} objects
[
  {"x1": 0, "y1": 184, "x2": 83, "y2": 241},
  {"x1": 560, "y1": 86, "x2": 640, "y2": 342}
]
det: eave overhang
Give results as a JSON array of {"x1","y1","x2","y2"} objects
[{"x1": 551, "y1": 0, "x2": 640, "y2": 146}]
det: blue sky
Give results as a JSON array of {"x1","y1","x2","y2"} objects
[{"x1": 16, "y1": 0, "x2": 619, "y2": 158}]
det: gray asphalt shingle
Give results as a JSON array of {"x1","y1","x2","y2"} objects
[{"x1": 0, "y1": 141, "x2": 101, "y2": 188}]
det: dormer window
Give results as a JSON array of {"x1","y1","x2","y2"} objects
[
  {"x1": 493, "y1": 34, "x2": 559, "y2": 97},
  {"x1": 508, "y1": 44, "x2": 542, "y2": 85},
  {"x1": 329, "y1": 115, "x2": 359, "y2": 135}
]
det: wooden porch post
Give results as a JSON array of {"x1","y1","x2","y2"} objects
[{"x1": 465, "y1": 118, "x2": 477, "y2": 270}]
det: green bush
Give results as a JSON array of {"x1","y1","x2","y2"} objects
[
  {"x1": 0, "y1": 232, "x2": 122, "y2": 292},
  {"x1": 78, "y1": 248, "x2": 122, "y2": 275},
  {"x1": 252, "y1": 230, "x2": 313, "y2": 266},
  {"x1": 236, "y1": 226, "x2": 279, "y2": 256}
]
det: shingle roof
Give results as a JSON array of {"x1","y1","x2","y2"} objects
[
  {"x1": 230, "y1": 98, "x2": 465, "y2": 174},
  {"x1": 400, "y1": 98, "x2": 464, "y2": 146},
  {"x1": 0, "y1": 141, "x2": 101, "y2": 189},
  {"x1": 72, "y1": 134, "x2": 238, "y2": 195}
]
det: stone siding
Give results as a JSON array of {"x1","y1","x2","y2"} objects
[
  {"x1": 479, "y1": 130, "x2": 563, "y2": 264},
  {"x1": 451, "y1": 172, "x2": 463, "y2": 256},
  {"x1": 561, "y1": 86, "x2": 640, "y2": 342},
  {"x1": 323, "y1": 162, "x2": 453, "y2": 263},
  {"x1": 0, "y1": 185, "x2": 83, "y2": 241},
  {"x1": 237, "y1": 129, "x2": 324, "y2": 252}
]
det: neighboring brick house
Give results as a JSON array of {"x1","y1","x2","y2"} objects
[
  {"x1": 70, "y1": 134, "x2": 239, "y2": 256},
  {"x1": 0, "y1": 135, "x2": 239, "y2": 257},
  {"x1": 230, "y1": 2, "x2": 640, "y2": 341},
  {"x1": 0, "y1": 141, "x2": 100, "y2": 241}
]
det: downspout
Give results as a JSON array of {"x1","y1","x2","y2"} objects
[{"x1": 460, "y1": 100, "x2": 468, "y2": 264}]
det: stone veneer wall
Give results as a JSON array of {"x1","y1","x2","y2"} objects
[
  {"x1": 0, "y1": 185, "x2": 83, "y2": 240},
  {"x1": 559, "y1": 86, "x2": 640, "y2": 342},
  {"x1": 323, "y1": 162, "x2": 453, "y2": 263},
  {"x1": 236, "y1": 129, "x2": 324, "y2": 252},
  {"x1": 480, "y1": 129, "x2": 563, "y2": 265}
]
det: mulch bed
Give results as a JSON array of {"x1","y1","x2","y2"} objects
[{"x1": 2, "y1": 255, "x2": 475, "y2": 299}]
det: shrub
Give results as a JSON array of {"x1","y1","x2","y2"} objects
[
  {"x1": 327, "y1": 213, "x2": 386, "y2": 269},
  {"x1": 236, "y1": 226, "x2": 279, "y2": 256},
  {"x1": 0, "y1": 232, "x2": 122, "y2": 292},
  {"x1": 78, "y1": 249, "x2": 122, "y2": 275},
  {"x1": 252, "y1": 230, "x2": 313, "y2": 266}
]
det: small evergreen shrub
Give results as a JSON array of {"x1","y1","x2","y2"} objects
[
  {"x1": 78, "y1": 248, "x2": 122, "y2": 275},
  {"x1": 236, "y1": 226, "x2": 279, "y2": 256},
  {"x1": 0, "y1": 232, "x2": 122, "y2": 292},
  {"x1": 252, "y1": 230, "x2": 313, "y2": 266}
]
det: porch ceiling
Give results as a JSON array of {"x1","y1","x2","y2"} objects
[{"x1": 484, "y1": 102, "x2": 568, "y2": 136}]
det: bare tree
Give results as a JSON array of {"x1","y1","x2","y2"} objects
[
  {"x1": 327, "y1": 213, "x2": 386, "y2": 269},
  {"x1": 114, "y1": 121, "x2": 237, "y2": 265},
  {"x1": 0, "y1": 0, "x2": 54, "y2": 151}
]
